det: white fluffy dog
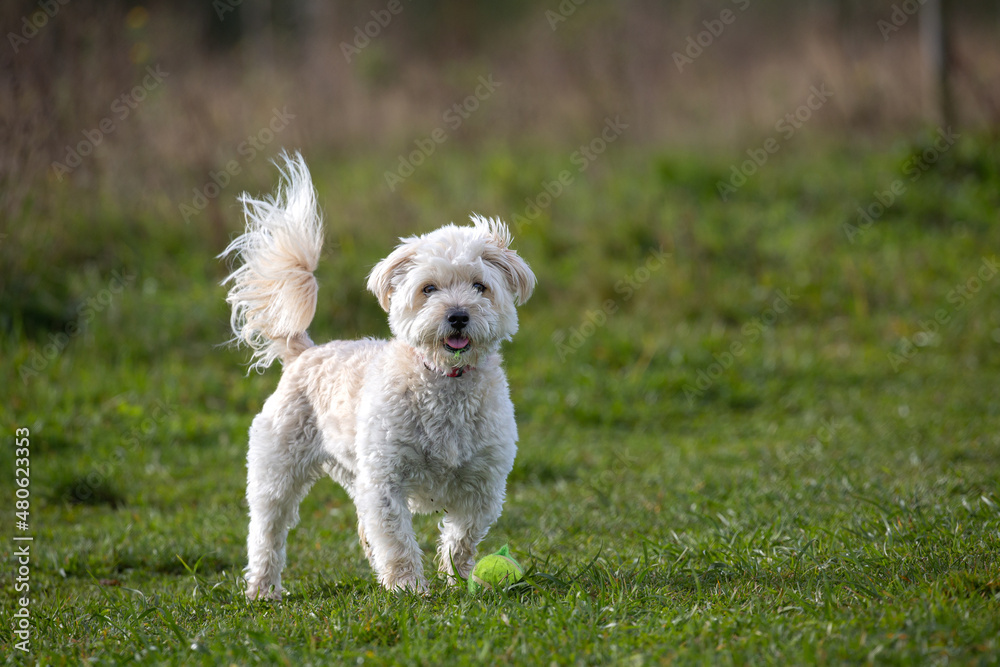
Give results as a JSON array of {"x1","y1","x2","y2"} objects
[{"x1": 220, "y1": 153, "x2": 535, "y2": 598}]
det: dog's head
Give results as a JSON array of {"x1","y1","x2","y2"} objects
[{"x1": 367, "y1": 215, "x2": 535, "y2": 374}]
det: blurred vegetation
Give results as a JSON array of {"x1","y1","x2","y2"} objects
[{"x1": 3, "y1": 0, "x2": 1000, "y2": 220}]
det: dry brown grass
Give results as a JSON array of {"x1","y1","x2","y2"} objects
[{"x1": 3, "y1": 0, "x2": 998, "y2": 220}]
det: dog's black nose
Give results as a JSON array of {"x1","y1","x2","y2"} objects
[{"x1": 447, "y1": 309, "x2": 470, "y2": 330}]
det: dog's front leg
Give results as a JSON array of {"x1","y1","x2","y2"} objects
[
  {"x1": 436, "y1": 494, "x2": 503, "y2": 581},
  {"x1": 355, "y1": 482, "x2": 427, "y2": 592}
]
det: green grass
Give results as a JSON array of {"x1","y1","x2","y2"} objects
[{"x1": 2, "y1": 132, "x2": 999, "y2": 665}]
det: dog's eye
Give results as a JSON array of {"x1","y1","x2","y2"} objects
[
  {"x1": 422, "y1": 285, "x2": 437, "y2": 295},
  {"x1": 473, "y1": 282, "x2": 486, "y2": 293}
]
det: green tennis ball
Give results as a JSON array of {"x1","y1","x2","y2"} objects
[{"x1": 468, "y1": 544, "x2": 524, "y2": 593}]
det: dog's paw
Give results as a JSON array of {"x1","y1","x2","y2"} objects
[
  {"x1": 383, "y1": 573, "x2": 429, "y2": 595},
  {"x1": 245, "y1": 581, "x2": 284, "y2": 601},
  {"x1": 438, "y1": 556, "x2": 475, "y2": 580}
]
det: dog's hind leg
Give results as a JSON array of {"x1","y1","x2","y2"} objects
[{"x1": 244, "y1": 413, "x2": 321, "y2": 600}]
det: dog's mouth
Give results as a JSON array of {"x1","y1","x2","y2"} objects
[{"x1": 443, "y1": 335, "x2": 471, "y2": 353}]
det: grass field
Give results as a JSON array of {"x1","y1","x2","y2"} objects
[{"x1": 2, "y1": 133, "x2": 1000, "y2": 665}]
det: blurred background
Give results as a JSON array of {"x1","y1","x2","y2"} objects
[
  {"x1": 2, "y1": 0, "x2": 999, "y2": 453},
  {"x1": 3, "y1": 0, "x2": 999, "y2": 219}
]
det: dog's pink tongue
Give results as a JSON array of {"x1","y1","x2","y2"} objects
[{"x1": 447, "y1": 336, "x2": 469, "y2": 350}]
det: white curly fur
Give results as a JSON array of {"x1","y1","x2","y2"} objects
[
  {"x1": 220, "y1": 153, "x2": 535, "y2": 598},
  {"x1": 219, "y1": 152, "x2": 323, "y2": 372}
]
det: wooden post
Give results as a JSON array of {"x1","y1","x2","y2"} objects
[{"x1": 920, "y1": 0, "x2": 955, "y2": 126}]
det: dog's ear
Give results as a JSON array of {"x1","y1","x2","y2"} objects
[
  {"x1": 488, "y1": 245, "x2": 535, "y2": 305},
  {"x1": 475, "y1": 215, "x2": 536, "y2": 305},
  {"x1": 367, "y1": 240, "x2": 417, "y2": 311}
]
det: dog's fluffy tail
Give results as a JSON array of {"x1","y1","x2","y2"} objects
[{"x1": 220, "y1": 152, "x2": 323, "y2": 372}]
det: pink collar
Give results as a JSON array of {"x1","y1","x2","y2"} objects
[
  {"x1": 421, "y1": 359, "x2": 476, "y2": 377},
  {"x1": 423, "y1": 360, "x2": 474, "y2": 378}
]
